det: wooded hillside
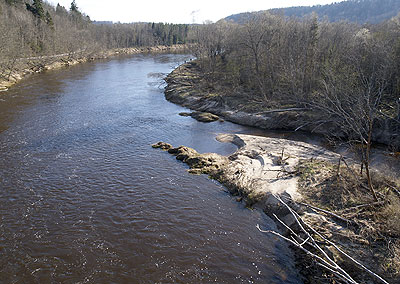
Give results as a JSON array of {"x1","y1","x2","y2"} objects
[
  {"x1": 226, "y1": 0, "x2": 400, "y2": 24},
  {"x1": 0, "y1": 0, "x2": 190, "y2": 81}
]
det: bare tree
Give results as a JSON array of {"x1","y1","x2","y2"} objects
[{"x1": 310, "y1": 29, "x2": 391, "y2": 201}]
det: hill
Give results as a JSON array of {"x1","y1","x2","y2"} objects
[{"x1": 226, "y1": 0, "x2": 400, "y2": 24}]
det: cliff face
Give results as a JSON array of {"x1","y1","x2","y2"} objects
[{"x1": 164, "y1": 62, "x2": 400, "y2": 149}]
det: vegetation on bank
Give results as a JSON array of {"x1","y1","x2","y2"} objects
[
  {"x1": 164, "y1": 9, "x2": 400, "y2": 282},
  {"x1": 153, "y1": 134, "x2": 400, "y2": 283},
  {"x1": 294, "y1": 158, "x2": 400, "y2": 283},
  {"x1": 188, "y1": 10, "x2": 400, "y2": 201},
  {"x1": 0, "y1": 0, "x2": 191, "y2": 82}
]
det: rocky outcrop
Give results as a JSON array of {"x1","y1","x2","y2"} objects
[
  {"x1": 179, "y1": 111, "x2": 220, "y2": 122},
  {"x1": 152, "y1": 142, "x2": 228, "y2": 175},
  {"x1": 152, "y1": 135, "x2": 397, "y2": 283},
  {"x1": 153, "y1": 133, "x2": 340, "y2": 209}
]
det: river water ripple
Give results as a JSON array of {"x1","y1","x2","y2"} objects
[{"x1": 0, "y1": 54, "x2": 301, "y2": 283}]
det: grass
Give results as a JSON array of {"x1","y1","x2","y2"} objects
[{"x1": 295, "y1": 159, "x2": 400, "y2": 282}]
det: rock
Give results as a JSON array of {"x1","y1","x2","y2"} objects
[
  {"x1": 179, "y1": 112, "x2": 192, "y2": 117},
  {"x1": 188, "y1": 168, "x2": 203, "y2": 175},
  {"x1": 158, "y1": 143, "x2": 228, "y2": 176},
  {"x1": 151, "y1": 142, "x2": 172, "y2": 150},
  {"x1": 190, "y1": 111, "x2": 219, "y2": 122}
]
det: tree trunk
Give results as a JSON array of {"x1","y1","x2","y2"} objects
[
  {"x1": 365, "y1": 123, "x2": 378, "y2": 202},
  {"x1": 364, "y1": 160, "x2": 378, "y2": 202}
]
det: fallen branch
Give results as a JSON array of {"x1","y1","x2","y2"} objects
[
  {"x1": 341, "y1": 201, "x2": 386, "y2": 212},
  {"x1": 385, "y1": 183, "x2": 400, "y2": 197},
  {"x1": 257, "y1": 224, "x2": 359, "y2": 284},
  {"x1": 301, "y1": 213, "x2": 389, "y2": 284},
  {"x1": 282, "y1": 195, "x2": 355, "y2": 225},
  {"x1": 257, "y1": 194, "x2": 389, "y2": 284}
]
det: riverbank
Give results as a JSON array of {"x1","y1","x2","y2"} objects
[
  {"x1": 164, "y1": 61, "x2": 400, "y2": 150},
  {"x1": 161, "y1": 60, "x2": 400, "y2": 283},
  {"x1": 0, "y1": 44, "x2": 187, "y2": 91},
  {"x1": 153, "y1": 134, "x2": 400, "y2": 283}
]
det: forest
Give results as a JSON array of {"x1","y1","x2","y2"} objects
[
  {"x1": 0, "y1": 0, "x2": 190, "y2": 80},
  {"x1": 188, "y1": 11, "x2": 400, "y2": 200},
  {"x1": 227, "y1": 0, "x2": 400, "y2": 24},
  {"x1": 1, "y1": 0, "x2": 399, "y2": 158}
]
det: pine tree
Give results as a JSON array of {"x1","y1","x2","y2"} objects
[
  {"x1": 70, "y1": 0, "x2": 78, "y2": 12},
  {"x1": 26, "y1": 0, "x2": 45, "y2": 19}
]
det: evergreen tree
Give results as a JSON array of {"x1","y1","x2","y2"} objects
[
  {"x1": 70, "y1": 0, "x2": 78, "y2": 12},
  {"x1": 26, "y1": 0, "x2": 45, "y2": 19},
  {"x1": 45, "y1": 11, "x2": 54, "y2": 29}
]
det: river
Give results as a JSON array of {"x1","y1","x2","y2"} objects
[{"x1": 0, "y1": 54, "x2": 302, "y2": 283}]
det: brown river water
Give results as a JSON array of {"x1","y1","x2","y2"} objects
[{"x1": 0, "y1": 54, "x2": 302, "y2": 283}]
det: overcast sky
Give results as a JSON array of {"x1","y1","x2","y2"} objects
[{"x1": 48, "y1": 0, "x2": 338, "y2": 23}]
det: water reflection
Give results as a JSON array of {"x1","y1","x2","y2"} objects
[{"x1": 0, "y1": 54, "x2": 301, "y2": 283}]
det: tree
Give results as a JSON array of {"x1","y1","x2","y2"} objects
[
  {"x1": 310, "y1": 29, "x2": 391, "y2": 201},
  {"x1": 70, "y1": 0, "x2": 78, "y2": 12},
  {"x1": 26, "y1": 0, "x2": 45, "y2": 19},
  {"x1": 45, "y1": 11, "x2": 54, "y2": 29}
]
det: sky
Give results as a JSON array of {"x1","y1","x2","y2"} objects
[{"x1": 48, "y1": 0, "x2": 338, "y2": 24}]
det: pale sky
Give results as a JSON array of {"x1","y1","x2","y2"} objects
[{"x1": 48, "y1": 0, "x2": 338, "y2": 24}]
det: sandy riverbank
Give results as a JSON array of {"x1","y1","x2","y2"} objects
[{"x1": 0, "y1": 44, "x2": 188, "y2": 91}]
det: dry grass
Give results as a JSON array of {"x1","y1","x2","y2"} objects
[{"x1": 296, "y1": 159, "x2": 400, "y2": 282}]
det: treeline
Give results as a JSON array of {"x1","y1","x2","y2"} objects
[
  {"x1": 193, "y1": 13, "x2": 400, "y2": 107},
  {"x1": 0, "y1": 0, "x2": 190, "y2": 75},
  {"x1": 272, "y1": 0, "x2": 400, "y2": 24},
  {"x1": 191, "y1": 12, "x2": 400, "y2": 184},
  {"x1": 94, "y1": 22, "x2": 189, "y2": 49},
  {"x1": 227, "y1": 0, "x2": 400, "y2": 24}
]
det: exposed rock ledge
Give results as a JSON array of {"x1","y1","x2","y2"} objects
[
  {"x1": 153, "y1": 135, "x2": 398, "y2": 283},
  {"x1": 153, "y1": 133, "x2": 339, "y2": 215},
  {"x1": 179, "y1": 111, "x2": 221, "y2": 122}
]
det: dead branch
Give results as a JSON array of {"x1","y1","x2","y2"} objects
[
  {"x1": 385, "y1": 183, "x2": 400, "y2": 197},
  {"x1": 257, "y1": 194, "x2": 389, "y2": 284},
  {"x1": 282, "y1": 195, "x2": 355, "y2": 225},
  {"x1": 341, "y1": 201, "x2": 386, "y2": 212},
  {"x1": 300, "y1": 212, "x2": 390, "y2": 284},
  {"x1": 257, "y1": 224, "x2": 359, "y2": 283}
]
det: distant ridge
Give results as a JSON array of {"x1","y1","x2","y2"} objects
[{"x1": 225, "y1": 0, "x2": 400, "y2": 24}]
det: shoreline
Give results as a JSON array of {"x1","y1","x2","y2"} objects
[
  {"x1": 153, "y1": 134, "x2": 398, "y2": 284},
  {"x1": 164, "y1": 61, "x2": 400, "y2": 149},
  {"x1": 159, "y1": 62, "x2": 400, "y2": 283},
  {"x1": 0, "y1": 44, "x2": 188, "y2": 91}
]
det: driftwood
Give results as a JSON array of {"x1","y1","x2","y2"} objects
[{"x1": 257, "y1": 194, "x2": 389, "y2": 284}]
